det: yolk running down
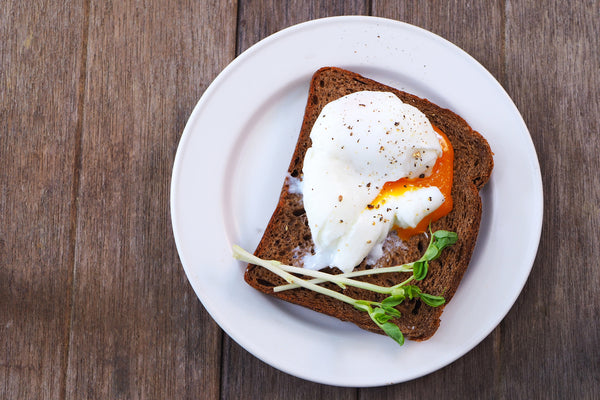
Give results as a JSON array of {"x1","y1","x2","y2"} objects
[{"x1": 370, "y1": 125, "x2": 454, "y2": 240}]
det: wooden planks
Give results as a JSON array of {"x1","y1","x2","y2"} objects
[
  {"x1": 500, "y1": 1, "x2": 600, "y2": 398},
  {"x1": 0, "y1": 2, "x2": 86, "y2": 399},
  {"x1": 1, "y1": 0, "x2": 599, "y2": 398},
  {"x1": 373, "y1": 0, "x2": 507, "y2": 84},
  {"x1": 63, "y1": 1, "x2": 236, "y2": 399},
  {"x1": 236, "y1": 0, "x2": 370, "y2": 54}
]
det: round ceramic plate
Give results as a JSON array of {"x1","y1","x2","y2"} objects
[{"x1": 171, "y1": 16, "x2": 543, "y2": 387}]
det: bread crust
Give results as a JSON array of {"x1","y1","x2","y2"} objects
[{"x1": 244, "y1": 67, "x2": 493, "y2": 340}]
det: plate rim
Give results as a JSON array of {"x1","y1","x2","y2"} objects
[{"x1": 170, "y1": 15, "x2": 543, "y2": 387}]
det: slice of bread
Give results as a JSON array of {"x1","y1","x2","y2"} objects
[{"x1": 244, "y1": 67, "x2": 493, "y2": 341}]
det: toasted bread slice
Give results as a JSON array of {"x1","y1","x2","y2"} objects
[{"x1": 244, "y1": 67, "x2": 493, "y2": 340}]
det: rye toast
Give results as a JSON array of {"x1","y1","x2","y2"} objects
[{"x1": 243, "y1": 67, "x2": 493, "y2": 340}]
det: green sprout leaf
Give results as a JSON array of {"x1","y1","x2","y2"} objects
[
  {"x1": 422, "y1": 244, "x2": 441, "y2": 261},
  {"x1": 371, "y1": 307, "x2": 394, "y2": 324},
  {"x1": 431, "y1": 230, "x2": 458, "y2": 254},
  {"x1": 418, "y1": 292, "x2": 446, "y2": 307},
  {"x1": 381, "y1": 305, "x2": 402, "y2": 318},
  {"x1": 403, "y1": 285, "x2": 421, "y2": 300},
  {"x1": 419, "y1": 230, "x2": 458, "y2": 263},
  {"x1": 367, "y1": 307, "x2": 405, "y2": 345},
  {"x1": 412, "y1": 260, "x2": 428, "y2": 280},
  {"x1": 380, "y1": 322, "x2": 405, "y2": 346},
  {"x1": 381, "y1": 295, "x2": 405, "y2": 307}
]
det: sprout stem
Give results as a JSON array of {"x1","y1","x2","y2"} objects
[
  {"x1": 233, "y1": 245, "x2": 359, "y2": 306},
  {"x1": 274, "y1": 263, "x2": 414, "y2": 292}
]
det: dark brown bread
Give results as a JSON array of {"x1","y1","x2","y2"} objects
[{"x1": 244, "y1": 67, "x2": 493, "y2": 340}]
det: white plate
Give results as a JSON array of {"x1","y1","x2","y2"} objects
[{"x1": 171, "y1": 16, "x2": 542, "y2": 387}]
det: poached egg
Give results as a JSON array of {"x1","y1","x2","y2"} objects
[{"x1": 301, "y1": 91, "x2": 454, "y2": 273}]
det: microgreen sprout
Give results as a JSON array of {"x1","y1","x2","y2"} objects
[{"x1": 232, "y1": 229, "x2": 457, "y2": 346}]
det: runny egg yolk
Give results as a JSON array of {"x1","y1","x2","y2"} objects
[{"x1": 368, "y1": 125, "x2": 454, "y2": 240}]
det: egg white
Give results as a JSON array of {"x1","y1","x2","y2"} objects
[{"x1": 302, "y1": 91, "x2": 444, "y2": 273}]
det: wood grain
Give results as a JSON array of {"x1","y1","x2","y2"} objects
[
  {"x1": 63, "y1": 1, "x2": 236, "y2": 399},
  {"x1": 500, "y1": 1, "x2": 600, "y2": 398},
  {"x1": 373, "y1": 0, "x2": 507, "y2": 84},
  {"x1": 1, "y1": 0, "x2": 599, "y2": 398},
  {"x1": 237, "y1": 0, "x2": 369, "y2": 54},
  {"x1": 0, "y1": 2, "x2": 86, "y2": 399}
]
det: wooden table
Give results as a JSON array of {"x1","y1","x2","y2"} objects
[{"x1": 2, "y1": 1, "x2": 598, "y2": 398}]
